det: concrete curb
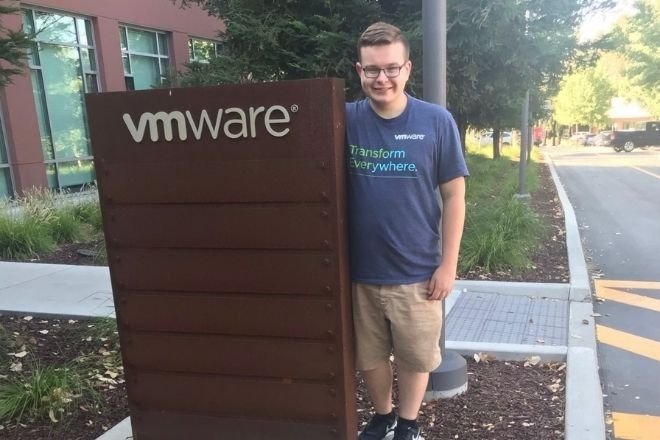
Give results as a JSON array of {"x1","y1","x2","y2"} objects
[
  {"x1": 566, "y1": 302, "x2": 606, "y2": 439},
  {"x1": 455, "y1": 279, "x2": 569, "y2": 300},
  {"x1": 446, "y1": 340, "x2": 567, "y2": 362},
  {"x1": 545, "y1": 152, "x2": 591, "y2": 302},
  {"x1": 545, "y1": 152, "x2": 605, "y2": 440},
  {"x1": 96, "y1": 417, "x2": 132, "y2": 440}
]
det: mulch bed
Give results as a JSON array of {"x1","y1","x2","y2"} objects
[
  {"x1": 0, "y1": 313, "x2": 565, "y2": 440},
  {"x1": 358, "y1": 360, "x2": 566, "y2": 440},
  {"x1": 0, "y1": 159, "x2": 569, "y2": 439},
  {"x1": 0, "y1": 314, "x2": 128, "y2": 440},
  {"x1": 14, "y1": 238, "x2": 106, "y2": 267},
  {"x1": 459, "y1": 157, "x2": 569, "y2": 283}
]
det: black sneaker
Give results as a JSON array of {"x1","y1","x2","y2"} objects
[
  {"x1": 358, "y1": 413, "x2": 397, "y2": 440},
  {"x1": 392, "y1": 424, "x2": 423, "y2": 440}
]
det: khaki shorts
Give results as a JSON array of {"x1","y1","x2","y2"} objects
[{"x1": 352, "y1": 281, "x2": 443, "y2": 373}]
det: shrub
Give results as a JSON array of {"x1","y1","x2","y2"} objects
[
  {"x1": 459, "y1": 148, "x2": 542, "y2": 274},
  {"x1": 0, "y1": 213, "x2": 54, "y2": 260},
  {"x1": 46, "y1": 206, "x2": 86, "y2": 244},
  {"x1": 460, "y1": 198, "x2": 541, "y2": 273},
  {"x1": 71, "y1": 198, "x2": 104, "y2": 233},
  {"x1": 0, "y1": 364, "x2": 93, "y2": 423}
]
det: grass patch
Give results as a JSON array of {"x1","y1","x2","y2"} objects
[
  {"x1": 459, "y1": 134, "x2": 543, "y2": 274},
  {"x1": 71, "y1": 197, "x2": 104, "y2": 234},
  {"x1": 0, "y1": 188, "x2": 104, "y2": 260},
  {"x1": 0, "y1": 363, "x2": 95, "y2": 424},
  {"x1": 0, "y1": 213, "x2": 55, "y2": 260}
]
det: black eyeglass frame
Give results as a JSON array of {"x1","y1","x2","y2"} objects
[{"x1": 360, "y1": 62, "x2": 408, "y2": 78}]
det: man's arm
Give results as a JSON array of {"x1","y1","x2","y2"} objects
[{"x1": 428, "y1": 176, "x2": 466, "y2": 300}]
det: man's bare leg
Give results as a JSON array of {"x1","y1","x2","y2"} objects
[
  {"x1": 362, "y1": 362, "x2": 394, "y2": 414},
  {"x1": 396, "y1": 369, "x2": 429, "y2": 420}
]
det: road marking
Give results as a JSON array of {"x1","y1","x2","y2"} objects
[
  {"x1": 596, "y1": 325, "x2": 660, "y2": 362},
  {"x1": 595, "y1": 286, "x2": 660, "y2": 313},
  {"x1": 595, "y1": 279, "x2": 660, "y2": 290},
  {"x1": 612, "y1": 412, "x2": 660, "y2": 440},
  {"x1": 630, "y1": 166, "x2": 660, "y2": 180}
]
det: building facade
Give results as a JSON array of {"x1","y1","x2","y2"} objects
[{"x1": 0, "y1": 0, "x2": 223, "y2": 198}]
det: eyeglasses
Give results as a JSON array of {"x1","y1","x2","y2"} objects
[{"x1": 362, "y1": 63, "x2": 407, "y2": 78}]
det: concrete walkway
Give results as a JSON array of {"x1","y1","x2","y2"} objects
[{"x1": 0, "y1": 151, "x2": 605, "y2": 440}]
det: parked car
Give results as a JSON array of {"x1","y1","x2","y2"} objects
[
  {"x1": 570, "y1": 131, "x2": 592, "y2": 144},
  {"x1": 612, "y1": 121, "x2": 660, "y2": 152},
  {"x1": 587, "y1": 131, "x2": 612, "y2": 146},
  {"x1": 479, "y1": 130, "x2": 512, "y2": 146}
]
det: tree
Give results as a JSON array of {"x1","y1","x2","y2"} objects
[
  {"x1": 446, "y1": 0, "x2": 614, "y2": 153},
  {"x1": 179, "y1": 0, "x2": 612, "y2": 154},
  {"x1": 179, "y1": 0, "x2": 383, "y2": 99},
  {"x1": 553, "y1": 66, "x2": 614, "y2": 128},
  {"x1": 608, "y1": 0, "x2": 660, "y2": 116},
  {"x1": 0, "y1": 2, "x2": 31, "y2": 88}
]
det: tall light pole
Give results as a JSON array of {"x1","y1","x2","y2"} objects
[{"x1": 423, "y1": 0, "x2": 468, "y2": 400}]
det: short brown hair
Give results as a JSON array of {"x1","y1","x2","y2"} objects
[{"x1": 357, "y1": 22, "x2": 410, "y2": 61}]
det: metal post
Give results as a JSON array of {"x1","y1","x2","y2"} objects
[
  {"x1": 517, "y1": 89, "x2": 530, "y2": 197},
  {"x1": 423, "y1": 0, "x2": 468, "y2": 401},
  {"x1": 423, "y1": 0, "x2": 447, "y2": 106}
]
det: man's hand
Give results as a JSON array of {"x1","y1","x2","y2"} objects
[{"x1": 428, "y1": 263, "x2": 456, "y2": 301}]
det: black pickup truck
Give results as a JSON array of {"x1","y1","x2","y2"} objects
[{"x1": 612, "y1": 121, "x2": 660, "y2": 152}]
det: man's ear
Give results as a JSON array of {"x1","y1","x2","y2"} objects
[{"x1": 355, "y1": 62, "x2": 362, "y2": 76}]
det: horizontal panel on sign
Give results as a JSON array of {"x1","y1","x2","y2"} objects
[
  {"x1": 120, "y1": 293, "x2": 337, "y2": 339},
  {"x1": 105, "y1": 204, "x2": 333, "y2": 249},
  {"x1": 131, "y1": 409, "x2": 341, "y2": 440},
  {"x1": 124, "y1": 333, "x2": 338, "y2": 381},
  {"x1": 129, "y1": 371, "x2": 339, "y2": 423},
  {"x1": 86, "y1": 79, "x2": 343, "y2": 163},
  {"x1": 97, "y1": 159, "x2": 333, "y2": 204},
  {"x1": 111, "y1": 249, "x2": 335, "y2": 294}
]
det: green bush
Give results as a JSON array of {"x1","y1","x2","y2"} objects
[
  {"x1": 460, "y1": 198, "x2": 541, "y2": 273},
  {"x1": 0, "y1": 364, "x2": 93, "y2": 423},
  {"x1": 459, "y1": 149, "x2": 542, "y2": 274},
  {"x1": 0, "y1": 213, "x2": 54, "y2": 260},
  {"x1": 47, "y1": 206, "x2": 86, "y2": 244},
  {"x1": 0, "y1": 189, "x2": 105, "y2": 259},
  {"x1": 71, "y1": 198, "x2": 104, "y2": 233}
]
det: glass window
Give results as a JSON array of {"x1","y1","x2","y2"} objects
[
  {"x1": 120, "y1": 26, "x2": 169, "y2": 90},
  {"x1": 0, "y1": 112, "x2": 13, "y2": 199},
  {"x1": 189, "y1": 38, "x2": 220, "y2": 63},
  {"x1": 0, "y1": 171, "x2": 11, "y2": 199},
  {"x1": 34, "y1": 11, "x2": 77, "y2": 45},
  {"x1": 56, "y1": 160, "x2": 95, "y2": 188},
  {"x1": 23, "y1": 9, "x2": 99, "y2": 191},
  {"x1": 158, "y1": 33, "x2": 169, "y2": 56},
  {"x1": 76, "y1": 17, "x2": 93, "y2": 47},
  {"x1": 131, "y1": 55, "x2": 161, "y2": 90},
  {"x1": 127, "y1": 28, "x2": 158, "y2": 54}
]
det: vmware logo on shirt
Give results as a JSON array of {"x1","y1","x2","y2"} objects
[{"x1": 394, "y1": 133, "x2": 425, "y2": 140}]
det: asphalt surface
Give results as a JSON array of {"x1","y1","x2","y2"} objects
[{"x1": 547, "y1": 145, "x2": 660, "y2": 439}]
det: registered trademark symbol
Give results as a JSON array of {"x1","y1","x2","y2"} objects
[{"x1": 291, "y1": 104, "x2": 299, "y2": 113}]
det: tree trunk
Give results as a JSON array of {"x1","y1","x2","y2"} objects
[
  {"x1": 493, "y1": 128, "x2": 501, "y2": 159},
  {"x1": 455, "y1": 115, "x2": 468, "y2": 156}
]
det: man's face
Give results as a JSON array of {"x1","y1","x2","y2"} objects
[{"x1": 356, "y1": 42, "x2": 411, "y2": 108}]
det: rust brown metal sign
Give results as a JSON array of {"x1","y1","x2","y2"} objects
[{"x1": 85, "y1": 78, "x2": 355, "y2": 440}]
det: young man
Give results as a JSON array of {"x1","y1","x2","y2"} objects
[{"x1": 346, "y1": 22, "x2": 469, "y2": 440}]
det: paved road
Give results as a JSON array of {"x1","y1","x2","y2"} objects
[{"x1": 547, "y1": 145, "x2": 660, "y2": 440}]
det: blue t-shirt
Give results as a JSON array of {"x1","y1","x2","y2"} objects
[{"x1": 346, "y1": 95, "x2": 469, "y2": 284}]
